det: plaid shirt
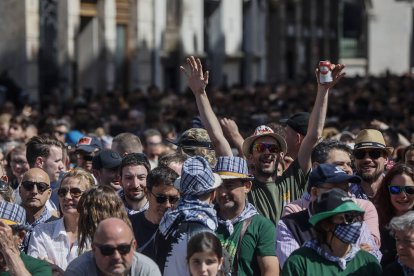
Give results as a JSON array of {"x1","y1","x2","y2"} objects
[{"x1": 350, "y1": 183, "x2": 369, "y2": 200}]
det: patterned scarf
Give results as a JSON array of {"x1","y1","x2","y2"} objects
[
  {"x1": 217, "y1": 202, "x2": 258, "y2": 235},
  {"x1": 159, "y1": 196, "x2": 218, "y2": 235},
  {"x1": 398, "y1": 258, "x2": 414, "y2": 276},
  {"x1": 304, "y1": 239, "x2": 360, "y2": 270}
]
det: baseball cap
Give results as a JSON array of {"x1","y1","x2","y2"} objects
[
  {"x1": 280, "y1": 112, "x2": 310, "y2": 136},
  {"x1": 76, "y1": 136, "x2": 103, "y2": 153},
  {"x1": 309, "y1": 164, "x2": 361, "y2": 188},
  {"x1": 309, "y1": 188, "x2": 364, "y2": 226},
  {"x1": 174, "y1": 156, "x2": 222, "y2": 196},
  {"x1": 92, "y1": 149, "x2": 122, "y2": 170}
]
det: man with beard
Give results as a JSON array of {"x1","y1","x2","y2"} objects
[
  {"x1": 92, "y1": 149, "x2": 122, "y2": 191},
  {"x1": 180, "y1": 56, "x2": 346, "y2": 225},
  {"x1": 129, "y1": 166, "x2": 179, "y2": 260},
  {"x1": 215, "y1": 156, "x2": 279, "y2": 275},
  {"x1": 350, "y1": 129, "x2": 393, "y2": 201},
  {"x1": 119, "y1": 153, "x2": 151, "y2": 215}
]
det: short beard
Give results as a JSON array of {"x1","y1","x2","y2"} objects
[
  {"x1": 126, "y1": 193, "x2": 145, "y2": 202},
  {"x1": 255, "y1": 156, "x2": 279, "y2": 179},
  {"x1": 357, "y1": 170, "x2": 382, "y2": 184}
]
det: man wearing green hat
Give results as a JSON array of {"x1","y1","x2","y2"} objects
[{"x1": 282, "y1": 189, "x2": 381, "y2": 275}]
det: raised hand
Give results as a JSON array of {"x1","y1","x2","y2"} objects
[
  {"x1": 315, "y1": 63, "x2": 345, "y2": 91},
  {"x1": 180, "y1": 56, "x2": 209, "y2": 95}
]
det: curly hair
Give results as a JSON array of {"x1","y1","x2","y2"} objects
[
  {"x1": 376, "y1": 162, "x2": 414, "y2": 229},
  {"x1": 77, "y1": 186, "x2": 131, "y2": 254}
]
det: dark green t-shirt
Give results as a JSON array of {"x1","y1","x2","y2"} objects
[
  {"x1": 0, "y1": 252, "x2": 52, "y2": 276},
  {"x1": 282, "y1": 247, "x2": 382, "y2": 276},
  {"x1": 216, "y1": 214, "x2": 276, "y2": 276},
  {"x1": 248, "y1": 159, "x2": 308, "y2": 225}
]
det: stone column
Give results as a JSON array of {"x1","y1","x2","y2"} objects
[
  {"x1": 57, "y1": 0, "x2": 79, "y2": 100},
  {"x1": 25, "y1": 0, "x2": 40, "y2": 102},
  {"x1": 0, "y1": 0, "x2": 40, "y2": 102},
  {"x1": 130, "y1": 0, "x2": 155, "y2": 92},
  {"x1": 179, "y1": 0, "x2": 204, "y2": 91},
  {"x1": 97, "y1": 0, "x2": 116, "y2": 93}
]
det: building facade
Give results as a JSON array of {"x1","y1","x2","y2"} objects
[{"x1": 0, "y1": 0, "x2": 412, "y2": 103}]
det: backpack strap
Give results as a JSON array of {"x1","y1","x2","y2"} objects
[{"x1": 232, "y1": 216, "x2": 254, "y2": 275}]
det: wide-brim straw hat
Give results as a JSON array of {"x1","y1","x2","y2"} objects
[{"x1": 353, "y1": 129, "x2": 393, "y2": 155}]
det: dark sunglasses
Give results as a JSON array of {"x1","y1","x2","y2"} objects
[
  {"x1": 94, "y1": 240, "x2": 133, "y2": 256},
  {"x1": 389, "y1": 185, "x2": 414, "y2": 195},
  {"x1": 354, "y1": 149, "x2": 383, "y2": 160},
  {"x1": 337, "y1": 212, "x2": 364, "y2": 225},
  {"x1": 21, "y1": 181, "x2": 50, "y2": 193},
  {"x1": 83, "y1": 155, "x2": 94, "y2": 161},
  {"x1": 54, "y1": 130, "x2": 67, "y2": 136},
  {"x1": 151, "y1": 191, "x2": 179, "y2": 205},
  {"x1": 253, "y1": 143, "x2": 280, "y2": 153},
  {"x1": 57, "y1": 187, "x2": 84, "y2": 198}
]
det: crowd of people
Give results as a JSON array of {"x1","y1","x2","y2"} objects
[{"x1": 0, "y1": 56, "x2": 413, "y2": 275}]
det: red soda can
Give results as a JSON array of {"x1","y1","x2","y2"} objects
[{"x1": 319, "y1": 60, "x2": 333, "y2": 84}]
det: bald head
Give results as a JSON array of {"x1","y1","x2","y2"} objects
[
  {"x1": 92, "y1": 218, "x2": 136, "y2": 274},
  {"x1": 94, "y1": 218, "x2": 134, "y2": 243},
  {"x1": 22, "y1": 168, "x2": 50, "y2": 184}
]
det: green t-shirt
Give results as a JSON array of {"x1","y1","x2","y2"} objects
[
  {"x1": 0, "y1": 252, "x2": 52, "y2": 276},
  {"x1": 282, "y1": 247, "x2": 382, "y2": 276},
  {"x1": 248, "y1": 159, "x2": 308, "y2": 225},
  {"x1": 216, "y1": 214, "x2": 276, "y2": 276}
]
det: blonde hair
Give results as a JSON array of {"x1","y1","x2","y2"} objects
[
  {"x1": 60, "y1": 168, "x2": 94, "y2": 190},
  {"x1": 77, "y1": 186, "x2": 130, "y2": 253}
]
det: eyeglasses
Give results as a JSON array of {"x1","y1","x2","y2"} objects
[
  {"x1": 354, "y1": 149, "x2": 383, "y2": 160},
  {"x1": 57, "y1": 187, "x2": 84, "y2": 198},
  {"x1": 11, "y1": 159, "x2": 28, "y2": 166},
  {"x1": 94, "y1": 240, "x2": 133, "y2": 256},
  {"x1": 54, "y1": 130, "x2": 67, "y2": 136},
  {"x1": 395, "y1": 238, "x2": 414, "y2": 246},
  {"x1": 388, "y1": 185, "x2": 414, "y2": 195},
  {"x1": 150, "y1": 191, "x2": 179, "y2": 205},
  {"x1": 253, "y1": 143, "x2": 280, "y2": 153},
  {"x1": 21, "y1": 181, "x2": 50, "y2": 193},
  {"x1": 83, "y1": 155, "x2": 94, "y2": 162},
  {"x1": 335, "y1": 212, "x2": 363, "y2": 225}
]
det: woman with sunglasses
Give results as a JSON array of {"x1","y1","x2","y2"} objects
[
  {"x1": 375, "y1": 163, "x2": 414, "y2": 267},
  {"x1": 282, "y1": 189, "x2": 382, "y2": 275},
  {"x1": 27, "y1": 168, "x2": 93, "y2": 271}
]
